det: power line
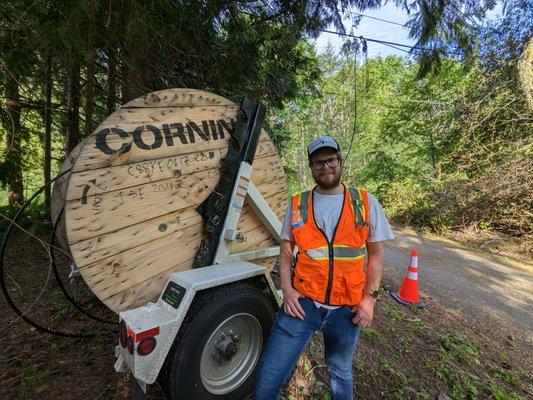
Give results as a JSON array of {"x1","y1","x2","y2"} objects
[
  {"x1": 345, "y1": 37, "x2": 358, "y2": 161},
  {"x1": 319, "y1": 29, "x2": 461, "y2": 55},
  {"x1": 320, "y1": 29, "x2": 420, "y2": 50},
  {"x1": 345, "y1": 11, "x2": 406, "y2": 27},
  {"x1": 377, "y1": 42, "x2": 412, "y2": 54}
]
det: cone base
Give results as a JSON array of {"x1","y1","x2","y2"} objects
[{"x1": 390, "y1": 292, "x2": 427, "y2": 309}]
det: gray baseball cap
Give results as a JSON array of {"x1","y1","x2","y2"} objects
[{"x1": 307, "y1": 136, "x2": 340, "y2": 157}]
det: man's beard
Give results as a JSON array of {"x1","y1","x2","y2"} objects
[{"x1": 314, "y1": 170, "x2": 341, "y2": 190}]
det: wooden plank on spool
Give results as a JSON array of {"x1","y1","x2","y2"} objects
[
  {"x1": 122, "y1": 88, "x2": 235, "y2": 108},
  {"x1": 66, "y1": 140, "x2": 277, "y2": 202},
  {"x1": 69, "y1": 206, "x2": 202, "y2": 269},
  {"x1": 57, "y1": 89, "x2": 288, "y2": 313},
  {"x1": 81, "y1": 223, "x2": 204, "y2": 297},
  {"x1": 92, "y1": 105, "x2": 239, "y2": 133}
]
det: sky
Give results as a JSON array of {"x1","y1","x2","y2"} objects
[{"x1": 314, "y1": 2, "x2": 504, "y2": 58}]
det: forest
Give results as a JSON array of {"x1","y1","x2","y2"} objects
[{"x1": 1, "y1": 0, "x2": 531, "y2": 241}]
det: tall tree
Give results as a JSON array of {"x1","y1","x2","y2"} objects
[
  {"x1": 43, "y1": 53, "x2": 52, "y2": 209},
  {"x1": 0, "y1": 1, "x2": 39, "y2": 204},
  {"x1": 65, "y1": 59, "x2": 80, "y2": 154},
  {"x1": 3, "y1": 79, "x2": 23, "y2": 204},
  {"x1": 106, "y1": 49, "x2": 117, "y2": 115}
]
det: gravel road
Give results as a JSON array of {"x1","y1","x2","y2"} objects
[{"x1": 383, "y1": 228, "x2": 533, "y2": 345}]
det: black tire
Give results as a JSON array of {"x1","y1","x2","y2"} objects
[{"x1": 161, "y1": 283, "x2": 277, "y2": 400}]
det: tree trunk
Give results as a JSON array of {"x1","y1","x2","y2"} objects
[
  {"x1": 43, "y1": 53, "x2": 52, "y2": 209},
  {"x1": 85, "y1": 47, "x2": 95, "y2": 136},
  {"x1": 4, "y1": 79, "x2": 24, "y2": 204},
  {"x1": 428, "y1": 129, "x2": 441, "y2": 179},
  {"x1": 66, "y1": 61, "x2": 80, "y2": 154},
  {"x1": 106, "y1": 49, "x2": 116, "y2": 115},
  {"x1": 121, "y1": 54, "x2": 136, "y2": 104},
  {"x1": 121, "y1": 43, "x2": 159, "y2": 103}
]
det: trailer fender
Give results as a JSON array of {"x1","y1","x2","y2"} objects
[{"x1": 115, "y1": 262, "x2": 280, "y2": 385}]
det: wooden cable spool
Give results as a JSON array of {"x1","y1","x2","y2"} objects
[{"x1": 51, "y1": 89, "x2": 288, "y2": 313}]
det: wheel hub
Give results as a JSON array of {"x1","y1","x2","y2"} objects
[
  {"x1": 214, "y1": 331, "x2": 239, "y2": 361},
  {"x1": 223, "y1": 341, "x2": 237, "y2": 359},
  {"x1": 200, "y1": 313, "x2": 263, "y2": 395}
]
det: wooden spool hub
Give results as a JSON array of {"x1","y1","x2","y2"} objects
[{"x1": 52, "y1": 89, "x2": 288, "y2": 313}]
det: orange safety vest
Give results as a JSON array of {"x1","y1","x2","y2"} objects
[{"x1": 290, "y1": 185, "x2": 370, "y2": 306}]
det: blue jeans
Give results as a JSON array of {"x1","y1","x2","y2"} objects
[{"x1": 254, "y1": 297, "x2": 362, "y2": 400}]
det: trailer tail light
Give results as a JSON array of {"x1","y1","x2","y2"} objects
[
  {"x1": 121, "y1": 323, "x2": 159, "y2": 356},
  {"x1": 137, "y1": 336, "x2": 157, "y2": 356},
  {"x1": 119, "y1": 320, "x2": 127, "y2": 348},
  {"x1": 135, "y1": 327, "x2": 160, "y2": 342}
]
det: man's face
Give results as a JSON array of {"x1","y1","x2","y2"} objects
[{"x1": 309, "y1": 148, "x2": 342, "y2": 190}]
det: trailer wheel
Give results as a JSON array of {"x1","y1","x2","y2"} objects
[{"x1": 162, "y1": 283, "x2": 277, "y2": 400}]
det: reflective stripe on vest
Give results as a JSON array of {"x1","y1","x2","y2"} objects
[
  {"x1": 306, "y1": 245, "x2": 367, "y2": 261},
  {"x1": 348, "y1": 187, "x2": 368, "y2": 227},
  {"x1": 291, "y1": 190, "x2": 310, "y2": 229}
]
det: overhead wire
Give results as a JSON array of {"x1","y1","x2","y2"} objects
[
  {"x1": 318, "y1": 29, "x2": 460, "y2": 55},
  {"x1": 239, "y1": 6, "x2": 458, "y2": 56},
  {"x1": 303, "y1": 0, "x2": 408, "y2": 27},
  {"x1": 347, "y1": 11, "x2": 406, "y2": 27}
]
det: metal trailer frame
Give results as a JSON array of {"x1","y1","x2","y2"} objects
[{"x1": 114, "y1": 159, "x2": 283, "y2": 396}]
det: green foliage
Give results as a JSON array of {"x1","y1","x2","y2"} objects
[
  {"x1": 361, "y1": 327, "x2": 381, "y2": 342},
  {"x1": 0, "y1": 0, "x2": 528, "y2": 240},
  {"x1": 496, "y1": 370, "x2": 522, "y2": 387},
  {"x1": 485, "y1": 382, "x2": 523, "y2": 400},
  {"x1": 438, "y1": 333, "x2": 482, "y2": 366}
]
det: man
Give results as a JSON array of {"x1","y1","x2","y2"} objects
[{"x1": 254, "y1": 136, "x2": 394, "y2": 400}]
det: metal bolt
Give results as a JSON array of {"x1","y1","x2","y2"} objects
[
  {"x1": 228, "y1": 329, "x2": 239, "y2": 342},
  {"x1": 158, "y1": 223, "x2": 167, "y2": 232},
  {"x1": 173, "y1": 169, "x2": 182, "y2": 178}
]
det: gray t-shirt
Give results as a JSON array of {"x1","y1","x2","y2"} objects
[
  {"x1": 281, "y1": 189, "x2": 394, "y2": 309},
  {"x1": 281, "y1": 191, "x2": 394, "y2": 243}
]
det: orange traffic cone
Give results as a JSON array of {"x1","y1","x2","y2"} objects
[{"x1": 391, "y1": 248, "x2": 426, "y2": 308}]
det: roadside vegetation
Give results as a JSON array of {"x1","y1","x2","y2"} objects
[{"x1": 272, "y1": 7, "x2": 531, "y2": 253}]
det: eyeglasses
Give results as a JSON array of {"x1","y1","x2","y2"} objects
[{"x1": 310, "y1": 157, "x2": 340, "y2": 170}]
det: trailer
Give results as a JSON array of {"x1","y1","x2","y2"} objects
[
  {"x1": 115, "y1": 123, "x2": 283, "y2": 398},
  {"x1": 46, "y1": 89, "x2": 287, "y2": 398}
]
